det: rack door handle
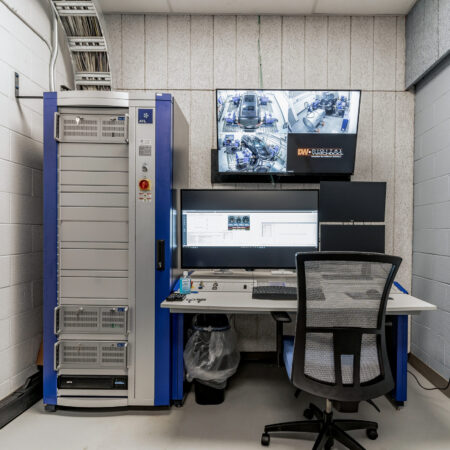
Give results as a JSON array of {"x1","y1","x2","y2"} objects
[
  {"x1": 54, "y1": 112, "x2": 60, "y2": 141},
  {"x1": 53, "y1": 342, "x2": 61, "y2": 371},
  {"x1": 156, "y1": 240, "x2": 165, "y2": 271},
  {"x1": 54, "y1": 306, "x2": 61, "y2": 335}
]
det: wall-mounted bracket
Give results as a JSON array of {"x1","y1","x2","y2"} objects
[{"x1": 15, "y1": 73, "x2": 43, "y2": 99}]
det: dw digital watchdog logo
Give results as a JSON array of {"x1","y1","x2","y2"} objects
[{"x1": 297, "y1": 147, "x2": 344, "y2": 159}]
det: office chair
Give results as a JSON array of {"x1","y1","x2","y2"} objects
[{"x1": 262, "y1": 252, "x2": 402, "y2": 450}]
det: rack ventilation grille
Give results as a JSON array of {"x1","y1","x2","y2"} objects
[
  {"x1": 58, "y1": 114, "x2": 127, "y2": 143},
  {"x1": 57, "y1": 341, "x2": 127, "y2": 369}
]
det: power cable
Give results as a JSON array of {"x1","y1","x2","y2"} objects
[
  {"x1": 407, "y1": 370, "x2": 450, "y2": 392},
  {"x1": 1, "y1": 0, "x2": 58, "y2": 91},
  {"x1": 0, "y1": 0, "x2": 51, "y2": 51}
]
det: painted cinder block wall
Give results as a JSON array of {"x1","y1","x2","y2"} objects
[
  {"x1": 411, "y1": 56, "x2": 450, "y2": 379},
  {"x1": 103, "y1": 14, "x2": 414, "y2": 351},
  {"x1": 0, "y1": 0, "x2": 72, "y2": 400},
  {"x1": 406, "y1": 0, "x2": 450, "y2": 379}
]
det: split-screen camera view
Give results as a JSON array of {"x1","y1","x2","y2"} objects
[{"x1": 216, "y1": 90, "x2": 360, "y2": 173}]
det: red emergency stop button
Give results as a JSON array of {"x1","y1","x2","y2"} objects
[{"x1": 139, "y1": 179, "x2": 150, "y2": 191}]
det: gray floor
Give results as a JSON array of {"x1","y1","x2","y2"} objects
[{"x1": 0, "y1": 363, "x2": 449, "y2": 450}]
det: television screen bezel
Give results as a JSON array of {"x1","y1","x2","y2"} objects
[{"x1": 213, "y1": 88, "x2": 361, "y2": 183}]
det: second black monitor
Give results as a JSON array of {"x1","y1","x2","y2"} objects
[{"x1": 319, "y1": 181, "x2": 386, "y2": 222}]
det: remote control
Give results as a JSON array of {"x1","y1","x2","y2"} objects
[{"x1": 166, "y1": 293, "x2": 186, "y2": 302}]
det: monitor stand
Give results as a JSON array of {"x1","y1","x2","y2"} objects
[
  {"x1": 271, "y1": 269, "x2": 296, "y2": 275},
  {"x1": 190, "y1": 268, "x2": 296, "y2": 280},
  {"x1": 212, "y1": 269, "x2": 234, "y2": 274}
]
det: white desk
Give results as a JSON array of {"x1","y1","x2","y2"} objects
[
  {"x1": 162, "y1": 269, "x2": 436, "y2": 315},
  {"x1": 161, "y1": 292, "x2": 436, "y2": 315},
  {"x1": 162, "y1": 272, "x2": 436, "y2": 408}
]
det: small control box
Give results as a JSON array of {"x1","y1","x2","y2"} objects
[{"x1": 191, "y1": 280, "x2": 253, "y2": 292}]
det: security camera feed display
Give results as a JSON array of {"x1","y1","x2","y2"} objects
[
  {"x1": 181, "y1": 190, "x2": 319, "y2": 269},
  {"x1": 287, "y1": 91, "x2": 360, "y2": 134},
  {"x1": 216, "y1": 90, "x2": 360, "y2": 175}
]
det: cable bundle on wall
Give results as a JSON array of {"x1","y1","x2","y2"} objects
[{"x1": 50, "y1": 0, "x2": 112, "y2": 90}]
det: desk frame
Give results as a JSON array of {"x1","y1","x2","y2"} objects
[
  {"x1": 168, "y1": 311, "x2": 409, "y2": 408},
  {"x1": 171, "y1": 314, "x2": 184, "y2": 405},
  {"x1": 390, "y1": 315, "x2": 408, "y2": 407},
  {"x1": 164, "y1": 291, "x2": 435, "y2": 409}
]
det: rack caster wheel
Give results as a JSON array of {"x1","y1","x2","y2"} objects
[
  {"x1": 325, "y1": 438, "x2": 334, "y2": 449},
  {"x1": 45, "y1": 404, "x2": 56, "y2": 412},
  {"x1": 303, "y1": 408, "x2": 314, "y2": 420},
  {"x1": 261, "y1": 433, "x2": 270, "y2": 446},
  {"x1": 366, "y1": 428, "x2": 378, "y2": 440}
]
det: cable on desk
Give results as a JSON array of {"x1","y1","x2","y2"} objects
[{"x1": 407, "y1": 370, "x2": 450, "y2": 391}]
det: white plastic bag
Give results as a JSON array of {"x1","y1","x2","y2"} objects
[{"x1": 184, "y1": 328, "x2": 240, "y2": 386}]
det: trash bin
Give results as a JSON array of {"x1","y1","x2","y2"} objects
[
  {"x1": 193, "y1": 379, "x2": 226, "y2": 405},
  {"x1": 184, "y1": 314, "x2": 240, "y2": 405}
]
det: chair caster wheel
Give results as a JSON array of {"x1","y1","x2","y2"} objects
[
  {"x1": 45, "y1": 404, "x2": 56, "y2": 412},
  {"x1": 325, "y1": 438, "x2": 334, "y2": 449},
  {"x1": 261, "y1": 433, "x2": 270, "y2": 446},
  {"x1": 303, "y1": 408, "x2": 314, "y2": 420},
  {"x1": 366, "y1": 428, "x2": 378, "y2": 440}
]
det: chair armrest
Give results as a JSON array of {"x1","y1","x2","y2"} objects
[{"x1": 270, "y1": 311, "x2": 291, "y2": 323}]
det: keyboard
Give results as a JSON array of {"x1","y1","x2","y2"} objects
[{"x1": 252, "y1": 285, "x2": 297, "y2": 300}]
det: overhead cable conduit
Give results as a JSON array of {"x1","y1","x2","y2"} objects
[
  {"x1": 1, "y1": 0, "x2": 58, "y2": 91},
  {"x1": 49, "y1": 0, "x2": 113, "y2": 90}
]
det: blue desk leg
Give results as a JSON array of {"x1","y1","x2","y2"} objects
[
  {"x1": 393, "y1": 315, "x2": 408, "y2": 407},
  {"x1": 171, "y1": 313, "x2": 184, "y2": 406}
]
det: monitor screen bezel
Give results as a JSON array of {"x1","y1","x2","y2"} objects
[
  {"x1": 180, "y1": 189, "x2": 319, "y2": 269},
  {"x1": 213, "y1": 88, "x2": 362, "y2": 183}
]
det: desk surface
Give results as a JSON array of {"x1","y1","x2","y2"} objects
[{"x1": 161, "y1": 292, "x2": 437, "y2": 315}]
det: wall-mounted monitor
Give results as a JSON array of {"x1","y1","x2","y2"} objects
[
  {"x1": 213, "y1": 89, "x2": 361, "y2": 183},
  {"x1": 181, "y1": 190, "x2": 319, "y2": 269}
]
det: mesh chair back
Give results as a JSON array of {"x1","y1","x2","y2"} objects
[{"x1": 292, "y1": 252, "x2": 401, "y2": 402}]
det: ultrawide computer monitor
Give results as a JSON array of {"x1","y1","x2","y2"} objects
[{"x1": 181, "y1": 190, "x2": 319, "y2": 269}]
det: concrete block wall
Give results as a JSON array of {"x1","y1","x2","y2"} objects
[
  {"x1": 412, "y1": 56, "x2": 450, "y2": 379},
  {"x1": 406, "y1": 0, "x2": 450, "y2": 88},
  {"x1": 104, "y1": 14, "x2": 414, "y2": 351},
  {"x1": 0, "y1": 0, "x2": 72, "y2": 400}
]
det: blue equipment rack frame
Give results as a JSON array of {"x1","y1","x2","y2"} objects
[{"x1": 43, "y1": 93, "x2": 183, "y2": 407}]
